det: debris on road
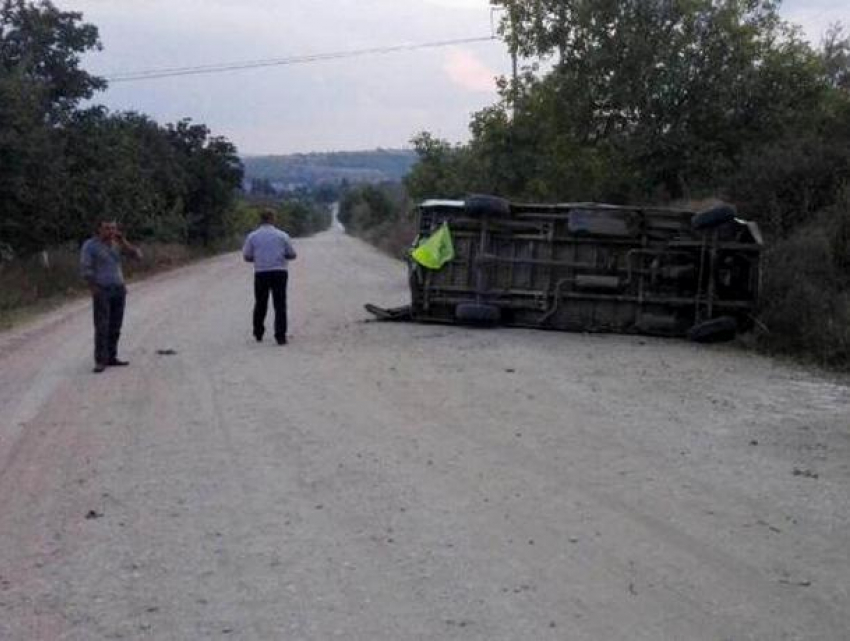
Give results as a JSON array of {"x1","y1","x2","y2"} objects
[{"x1": 792, "y1": 468, "x2": 819, "y2": 479}]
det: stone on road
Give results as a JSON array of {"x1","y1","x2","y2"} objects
[{"x1": 0, "y1": 228, "x2": 848, "y2": 640}]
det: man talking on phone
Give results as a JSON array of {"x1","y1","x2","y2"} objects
[{"x1": 80, "y1": 220, "x2": 142, "y2": 373}]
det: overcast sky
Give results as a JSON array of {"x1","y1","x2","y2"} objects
[{"x1": 55, "y1": 0, "x2": 847, "y2": 155}]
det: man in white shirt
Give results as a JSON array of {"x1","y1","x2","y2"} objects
[{"x1": 242, "y1": 210, "x2": 297, "y2": 345}]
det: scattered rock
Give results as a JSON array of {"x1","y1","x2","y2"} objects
[
  {"x1": 779, "y1": 578, "x2": 812, "y2": 587},
  {"x1": 505, "y1": 368, "x2": 516, "y2": 373},
  {"x1": 749, "y1": 440, "x2": 759, "y2": 446},
  {"x1": 156, "y1": 349, "x2": 177, "y2": 356},
  {"x1": 85, "y1": 509, "x2": 103, "y2": 520},
  {"x1": 757, "y1": 520, "x2": 782, "y2": 534},
  {"x1": 792, "y1": 468, "x2": 819, "y2": 479},
  {"x1": 445, "y1": 619, "x2": 472, "y2": 628}
]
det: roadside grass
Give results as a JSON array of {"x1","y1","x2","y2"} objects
[
  {"x1": 753, "y1": 203, "x2": 850, "y2": 370},
  {"x1": 357, "y1": 217, "x2": 418, "y2": 259},
  {"x1": 0, "y1": 241, "x2": 238, "y2": 332}
]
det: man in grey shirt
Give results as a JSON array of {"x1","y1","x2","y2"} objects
[
  {"x1": 80, "y1": 220, "x2": 142, "y2": 373},
  {"x1": 243, "y1": 210, "x2": 297, "y2": 345}
]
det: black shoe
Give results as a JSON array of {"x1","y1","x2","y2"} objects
[
  {"x1": 276, "y1": 337, "x2": 287, "y2": 345},
  {"x1": 107, "y1": 358, "x2": 129, "y2": 367},
  {"x1": 93, "y1": 363, "x2": 107, "y2": 373},
  {"x1": 254, "y1": 333, "x2": 264, "y2": 343}
]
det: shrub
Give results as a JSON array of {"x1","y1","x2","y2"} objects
[
  {"x1": 338, "y1": 182, "x2": 416, "y2": 257},
  {"x1": 757, "y1": 194, "x2": 850, "y2": 367}
]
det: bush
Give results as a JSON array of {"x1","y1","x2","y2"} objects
[
  {"x1": 234, "y1": 198, "x2": 332, "y2": 239},
  {"x1": 338, "y1": 183, "x2": 416, "y2": 257},
  {"x1": 360, "y1": 216, "x2": 418, "y2": 259},
  {"x1": 0, "y1": 242, "x2": 200, "y2": 322},
  {"x1": 757, "y1": 194, "x2": 850, "y2": 367}
]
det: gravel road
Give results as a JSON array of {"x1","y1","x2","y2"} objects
[{"x1": 1, "y1": 228, "x2": 848, "y2": 640}]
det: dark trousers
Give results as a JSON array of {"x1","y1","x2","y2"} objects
[
  {"x1": 253, "y1": 271, "x2": 288, "y2": 340},
  {"x1": 92, "y1": 285, "x2": 126, "y2": 365}
]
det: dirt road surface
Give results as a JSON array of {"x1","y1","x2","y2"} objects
[{"x1": 1, "y1": 228, "x2": 848, "y2": 640}]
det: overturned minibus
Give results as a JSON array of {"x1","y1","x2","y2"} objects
[{"x1": 368, "y1": 196, "x2": 763, "y2": 342}]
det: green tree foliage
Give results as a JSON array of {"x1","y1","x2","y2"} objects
[
  {"x1": 404, "y1": 132, "x2": 472, "y2": 201},
  {"x1": 407, "y1": 1, "x2": 848, "y2": 207},
  {"x1": 482, "y1": 0, "x2": 830, "y2": 201},
  {"x1": 339, "y1": 182, "x2": 415, "y2": 257},
  {"x1": 822, "y1": 23, "x2": 850, "y2": 91},
  {"x1": 757, "y1": 190, "x2": 850, "y2": 366},
  {"x1": 0, "y1": 0, "x2": 104, "y2": 120},
  {"x1": 401, "y1": 1, "x2": 850, "y2": 366},
  {"x1": 63, "y1": 109, "x2": 189, "y2": 243},
  {"x1": 339, "y1": 183, "x2": 400, "y2": 232},
  {"x1": 1, "y1": 1, "x2": 244, "y2": 256},
  {"x1": 1, "y1": 0, "x2": 98, "y2": 252},
  {"x1": 166, "y1": 120, "x2": 243, "y2": 246},
  {"x1": 0, "y1": 68, "x2": 66, "y2": 249},
  {"x1": 275, "y1": 200, "x2": 332, "y2": 237}
]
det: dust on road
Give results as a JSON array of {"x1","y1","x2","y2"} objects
[{"x1": 1, "y1": 228, "x2": 848, "y2": 640}]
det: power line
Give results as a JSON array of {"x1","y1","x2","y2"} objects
[{"x1": 106, "y1": 35, "x2": 498, "y2": 83}]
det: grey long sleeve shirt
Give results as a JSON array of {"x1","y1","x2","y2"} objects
[
  {"x1": 80, "y1": 238, "x2": 126, "y2": 287},
  {"x1": 242, "y1": 225, "x2": 296, "y2": 272}
]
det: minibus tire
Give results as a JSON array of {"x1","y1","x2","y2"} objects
[
  {"x1": 692, "y1": 204, "x2": 737, "y2": 231},
  {"x1": 465, "y1": 195, "x2": 511, "y2": 217}
]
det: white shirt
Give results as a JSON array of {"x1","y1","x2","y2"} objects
[{"x1": 242, "y1": 224, "x2": 296, "y2": 272}]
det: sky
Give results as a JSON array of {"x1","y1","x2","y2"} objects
[{"x1": 54, "y1": 0, "x2": 847, "y2": 156}]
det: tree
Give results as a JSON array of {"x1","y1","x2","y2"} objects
[
  {"x1": 0, "y1": 0, "x2": 103, "y2": 253},
  {"x1": 404, "y1": 132, "x2": 471, "y2": 201},
  {"x1": 822, "y1": 23, "x2": 850, "y2": 91},
  {"x1": 1, "y1": 1, "x2": 248, "y2": 257},
  {"x1": 0, "y1": 69, "x2": 66, "y2": 251},
  {"x1": 166, "y1": 120, "x2": 244, "y2": 246},
  {"x1": 0, "y1": 0, "x2": 104, "y2": 120},
  {"x1": 63, "y1": 109, "x2": 189, "y2": 242},
  {"x1": 487, "y1": 0, "x2": 828, "y2": 200}
]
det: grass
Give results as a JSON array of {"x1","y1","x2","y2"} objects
[
  {"x1": 355, "y1": 217, "x2": 418, "y2": 260},
  {"x1": 0, "y1": 241, "x2": 239, "y2": 332}
]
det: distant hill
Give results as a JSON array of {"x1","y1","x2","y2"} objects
[{"x1": 242, "y1": 149, "x2": 418, "y2": 190}]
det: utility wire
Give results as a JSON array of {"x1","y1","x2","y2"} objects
[{"x1": 106, "y1": 35, "x2": 498, "y2": 83}]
